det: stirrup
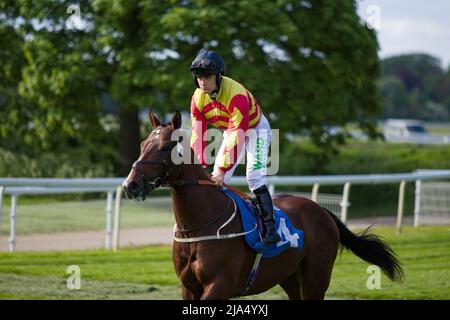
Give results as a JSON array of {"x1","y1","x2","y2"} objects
[{"x1": 262, "y1": 221, "x2": 281, "y2": 244}]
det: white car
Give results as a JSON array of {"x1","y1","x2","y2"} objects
[{"x1": 383, "y1": 119, "x2": 449, "y2": 144}]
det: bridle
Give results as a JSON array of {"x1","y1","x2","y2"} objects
[
  {"x1": 130, "y1": 141, "x2": 251, "y2": 198},
  {"x1": 128, "y1": 130, "x2": 251, "y2": 233},
  {"x1": 130, "y1": 144, "x2": 234, "y2": 233},
  {"x1": 129, "y1": 122, "x2": 263, "y2": 296},
  {"x1": 131, "y1": 145, "x2": 185, "y2": 195},
  {"x1": 130, "y1": 139, "x2": 210, "y2": 196}
]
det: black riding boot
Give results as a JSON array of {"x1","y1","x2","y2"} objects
[{"x1": 253, "y1": 185, "x2": 281, "y2": 244}]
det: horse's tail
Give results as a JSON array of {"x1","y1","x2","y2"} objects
[{"x1": 324, "y1": 208, "x2": 404, "y2": 284}]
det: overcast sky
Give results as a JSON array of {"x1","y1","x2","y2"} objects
[{"x1": 357, "y1": 0, "x2": 450, "y2": 69}]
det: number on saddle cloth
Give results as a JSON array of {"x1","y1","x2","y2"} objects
[{"x1": 220, "y1": 187, "x2": 304, "y2": 258}]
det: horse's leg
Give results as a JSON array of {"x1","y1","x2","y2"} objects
[
  {"x1": 200, "y1": 283, "x2": 229, "y2": 300},
  {"x1": 279, "y1": 271, "x2": 302, "y2": 300},
  {"x1": 182, "y1": 284, "x2": 203, "y2": 300},
  {"x1": 299, "y1": 255, "x2": 336, "y2": 300}
]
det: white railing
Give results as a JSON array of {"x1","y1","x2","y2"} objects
[
  {"x1": 0, "y1": 185, "x2": 121, "y2": 252},
  {"x1": 414, "y1": 170, "x2": 450, "y2": 226},
  {"x1": 1, "y1": 170, "x2": 450, "y2": 252}
]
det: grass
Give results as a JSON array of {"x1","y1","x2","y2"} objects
[
  {"x1": 0, "y1": 226, "x2": 448, "y2": 300},
  {"x1": 0, "y1": 185, "x2": 416, "y2": 237},
  {"x1": 0, "y1": 198, "x2": 175, "y2": 235}
]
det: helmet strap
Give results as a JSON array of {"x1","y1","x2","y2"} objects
[
  {"x1": 216, "y1": 74, "x2": 222, "y2": 88},
  {"x1": 208, "y1": 74, "x2": 222, "y2": 100},
  {"x1": 194, "y1": 76, "x2": 200, "y2": 88}
]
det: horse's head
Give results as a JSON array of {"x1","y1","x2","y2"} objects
[{"x1": 122, "y1": 110, "x2": 182, "y2": 200}]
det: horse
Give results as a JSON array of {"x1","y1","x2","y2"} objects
[{"x1": 122, "y1": 110, "x2": 404, "y2": 300}]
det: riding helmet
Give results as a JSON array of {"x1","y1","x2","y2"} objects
[{"x1": 189, "y1": 50, "x2": 225, "y2": 88}]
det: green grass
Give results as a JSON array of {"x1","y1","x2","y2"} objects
[
  {"x1": 0, "y1": 186, "x2": 415, "y2": 237},
  {"x1": 426, "y1": 122, "x2": 450, "y2": 135},
  {"x1": 0, "y1": 193, "x2": 411, "y2": 237},
  {"x1": 327, "y1": 226, "x2": 450, "y2": 299},
  {"x1": 0, "y1": 198, "x2": 174, "y2": 235},
  {"x1": 0, "y1": 226, "x2": 448, "y2": 300}
]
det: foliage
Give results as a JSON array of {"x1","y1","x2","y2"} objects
[
  {"x1": 280, "y1": 139, "x2": 450, "y2": 175},
  {"x1": 279, "y1": 140, "x2": 450, "y2": 216},
  {"x1": 0, "y1": 0, "x2": 381, "y2": 176},
  {"x1": 0, "y1": 146, "x2": 116, "y2": 177},
  {"x1": 379, "y1": 54, "x2": 450, "y2": 120}
]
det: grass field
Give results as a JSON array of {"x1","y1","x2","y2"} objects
[
  {"x1": 0, "y1": 192, "x2": 414, "y2": 237},
  {"x1": 0, "y1": 198, "x2": 175, "y2": 235},
  {"x1": 0, "y1": 226, "x2": 448, "y2": 300}
]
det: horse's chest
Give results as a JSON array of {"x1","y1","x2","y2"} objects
[
  {"x1": 176, "y1": 246, "x2": 213, "y2": 285},
  {"x1": 177, "y1": 259, "x2": 207, "y2": 290},
  {"x1": 174, "y1": 245, "x2": 197, "y2": 276}
]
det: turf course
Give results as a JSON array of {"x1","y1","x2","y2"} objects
[
  {"x1": 0, "y1": 199, "x2": 175, "y2": 235},
  {"x1": 0, "y1": 226, "x2": 448, "y2": 300}
]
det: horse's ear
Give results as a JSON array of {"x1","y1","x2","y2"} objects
[
  {"x1": 148, "y1": 110, "x2": 161, "y2": 129},
  {"x1": 172, "y1": 109, "x2": 182, "y2": 130}
]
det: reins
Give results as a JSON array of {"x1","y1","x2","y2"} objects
[
  {"x1": 132, "y1": 158, "x2": 251, "y2": 198},
  {"x1": 132, "y1": 158, "x2": 251, "y2": 234},
  {"x1": 175, "y1": 196, "x2": 232, "y2": 233},
  {"x1": 131, "y1": 126, "x2": 262, "y2": 296}
]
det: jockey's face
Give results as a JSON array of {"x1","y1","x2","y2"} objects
[{"x1": 197, "y1": 74, "x2": 217, "y2": 94}]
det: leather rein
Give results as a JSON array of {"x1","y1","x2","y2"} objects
[{"x1": 131, "y1": 155, "x2": 250, "y2": 234}]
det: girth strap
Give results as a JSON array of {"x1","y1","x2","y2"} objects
[{"x1": 238, "y1": 253, "x2": 263, "y2": 297}]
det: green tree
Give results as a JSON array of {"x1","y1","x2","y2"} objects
[
  {"x1": 159, "y1": 0, "x2": 381, "y2": 156},
  {"x1": 0, "y1": 1, "x2": 106, "y2": 154},
  {"x1": 380, "y1": 53, "x2": 450, "y2": 121},
  {"x1": 378, "y1": 76, "x2": 409, "y2": 118},
  {"x1": 0, "y1": 3, "x2": 30, "y2": 153},
  {"x1": 2, "y1": 0, "x2": 382, "y2": 175},
  {"x1": 5, "y1": 0, "x2": 174, "y2": 174},
  {"x1": 382, "y1": 54, "x2": 443, "y2": 91}
]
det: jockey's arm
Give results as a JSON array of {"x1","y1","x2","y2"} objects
[
  {"x1": 190, "y1": 97, "x2": 208, "y2": 167},
  {"x1": 214, "y1": 94, "x2": 250, "y2": 174}
]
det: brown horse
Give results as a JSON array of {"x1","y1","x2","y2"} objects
[{"x1": 122, "y1": 110, "x2": 404, "y2": 300}]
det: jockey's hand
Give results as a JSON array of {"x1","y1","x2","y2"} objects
[{"x1": 211, "y1": 169, "x2": 225, "y2": 187}]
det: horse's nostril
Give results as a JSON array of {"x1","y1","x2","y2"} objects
[
  {"x1": 123, "y1": 181, "x2": 140, "y2": 198},
  {"x1": 128, "y1": 181, "x2": 139, "y2": 192}
]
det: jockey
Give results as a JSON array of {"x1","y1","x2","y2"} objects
[{"x1": 189, "y1": 50, "x2": 281, "y2": 244}]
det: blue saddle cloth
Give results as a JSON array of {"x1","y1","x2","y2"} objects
[{"x1": 221, "y1": 187, "x2": 304, "y2": 258}]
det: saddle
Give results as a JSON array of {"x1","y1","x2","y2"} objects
[{"x1": 220, "y1": 187, "x2": 304, "y2": 258}]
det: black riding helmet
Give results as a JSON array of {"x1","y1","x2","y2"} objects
[{"x1": 189, "y1": 50, "x2": 225, "y2": 89}]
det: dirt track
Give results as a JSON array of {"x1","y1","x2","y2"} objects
[
  {"x1": 0, "y1": 217, "x2": 414, "y2": 252},
  {"x1": 0, "y1": 227, "x2": 174, "y2": 252}
]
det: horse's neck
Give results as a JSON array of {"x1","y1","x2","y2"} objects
[{"x1": 170, "y1": 164, "x2": 228, "y2": 230}]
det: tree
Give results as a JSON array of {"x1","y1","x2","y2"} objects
[
  {"x1": 158, "y1": 0, "x2": 381, "y2": 153},
  {"x1": 378, "y1": 76, "x2": 409, "y2": 118},
  {"x1": 0, "y1": 3, "x2": 30, "y2": 153},
  {"x1": 2, "y1": 0, "x2": 382, "y2": 175},
  {"x1": 0, "y1": 1, "x2": 106, "y2": 154},
  {"x1": 380, "y1": 53, "x2": 450, "y2": 121},
  {"x1": 382, "y1": 54, "x2": 443, "y2": 91},
  {"x1": 5, "y1": 0, "x2": 175, "y2": 174}
]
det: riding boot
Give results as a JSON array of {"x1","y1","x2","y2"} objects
[{"x1": 253, "y1": 185, "x2": 281, "y2": 244}]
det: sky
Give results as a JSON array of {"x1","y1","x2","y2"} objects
[{"x1": 356, "y1": 0, "x2": 450, "y2": 69}]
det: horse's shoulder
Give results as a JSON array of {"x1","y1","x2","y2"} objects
[
  {"x1": 273, "y1": 193, "x2": 315, "y2": 208},
  {"x1": 274, "y1": 194, "x2": 332, "y2": 225}
]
